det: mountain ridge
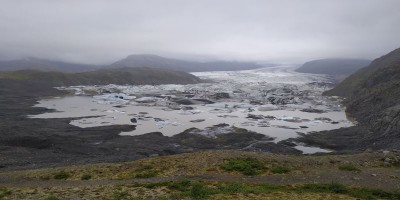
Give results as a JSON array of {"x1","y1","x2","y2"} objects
[
  {"x1": 108, "y1": 54, "x2": 266, "y2": 72},
  {"x1": 295, "y1": 58, "x2": 371, "y2": 82},
  {"x1": 0, "y1": 67, "x2": 202, "y2": 86},
  {"x1": 0, "y1": 57, "x2": 100, "y2": 73}
]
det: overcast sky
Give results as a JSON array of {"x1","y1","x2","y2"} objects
[{"x1": 0, "y1": 0, "x2": 399, "y2": 64}]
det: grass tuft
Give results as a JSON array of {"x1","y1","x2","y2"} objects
[
  {"x1": 221, "y1": 158, "x2": 265, "y2": 176},
  {"x1": 112, "y1": 190, "x2": 130, "y2": 200},
  {"x1": 338, "y1": 164, "x2": 361, "y2": 172},
  {"x1": 81, "y1": 174, "x2": 92, "y2": 180},
  {"x1": 271, "y1": 165, "x2": 291, "y2": 174},
  {"x1": 44, "y1": 195, "x2": 60, "y2": 200},
  {"x1": 0, "y1": 187, "x2": 12, "y2": 199},
  {"x1": 127, "y1": 181, "x2": 400, "y2": 200},
  {"x1": 53, "y1": 170, "x2": 70, "y2": 180}
]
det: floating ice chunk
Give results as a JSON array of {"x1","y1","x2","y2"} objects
[
  {"x1": 206, "y1": 102, "x2": 254, "y2": 109},
  {"x1": 104, "y1": 109, "x2": 125, "y2": 114},
  {"x1": 155, "y1": 120, "x2": 181, "y2": 127},
  {"x1": 178, "y1": 109, "x2": 203, "y2": 115},
  {"x1": 188, "y1": 125, "x2": 233, "y2": 138},
  {"x1": 258, "y1": 104, "x2": 279, "y2": 111},
  {"x1": 307, "y1": 120, "x2": 323, "y2": 126},
  {"x1": 93, "y1": 93, "x2": 134, "y2": 104},
  {"x1": 276, "y1": 115, "x2": 295, "y2": 120},
  {"x1": 135, "y1": 97, "x2": 158, "y2": 103}
]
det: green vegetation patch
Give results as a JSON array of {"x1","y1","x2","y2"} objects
[
  {"x1": 302, "y1": 183, "x2": 400, "y2": 200},
  {"x1": 221, "y1": 157, "x2": 265, "y2": 176},
  {"x1": 134, "y1": 170, "x2": 159, "y2": 178},
  {"x1": 130, "y1": 181, "x2": 400, "y2": 200},
  {"x1": 0, "y1": 187, "x2": 12, "y2": 200},
  {"x1": 271, "y1": 165, "x2": 291, "y2": 174},
  {"x1": 338, "y1": 164, "x2": 361, "y2": 172},
  {"x1": 115, "y1": 164, "x2": 164, "y2": 179},
  {"x1": 53, "y1": 170, "x2": 71, "y2": 180},
  {"x1": 133, "y1": 164, "x2": 161, "y2": 178},
  {"x1": 44, "y1": 195, "x2": 60, "y2": 200},
  {"x1": 112, "y1": 190, "x2": 131, "y2": 200},
  {"x1": 81, "y1": 174, "x2": 92, "y2": 180}
]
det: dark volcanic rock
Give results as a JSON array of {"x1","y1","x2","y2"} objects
[
  {"x1": 212, "y1": 92, "x2": 230, "y2": 100},
  {"x1": 300, "y1": 108, "x2": 325, "y2": 113},
  {"x1": 171, "y1": 126, "x2": 278, "y2": 151},
  {"x1": 245, "y1": 142, "x2": 302, "y2": 154},
  {"x1": 190, "y1": 119, "x2": 206, "y2": 123},
  {"x1": 292, "y1": 126, "x2": 371, "y2": 152},
  {"x1": 247, "y1": 114, "x2": 264, "y2": 120},
  {"x1": 130, "y1": 118, "x2": 137, "y2": 123},
  {"x1": 192, "y1": 99, "x2": 215, "y2": 104},
  {"x1": 173, "y1": 99, "x2": 193, "y2": 105}
]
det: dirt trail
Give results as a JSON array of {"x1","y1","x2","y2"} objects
[{"x1": 1, "y1": 168, "x2": 399, "y2": 191}]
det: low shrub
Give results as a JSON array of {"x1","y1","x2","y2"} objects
[
  {"x1": 338, "y1": 164, "x2": 361, "y2": 172},
  {"x1": 271, "y1": 165, "x2": 291, "y2": 174},
  {"x1": 53, "y1": 171, "x2": 70, "y2": 180},
  {"x1": 221, "y1": 158, "x2": 265, "y2": 176},
  {"x1": 134, "y1": 170, "x2": 159, "y2": 178},
  {"x1": 44, "y1": 195, "x2": 60, "y2": 200},
  {"x1": 81, "y1": 174, "x2": 92, "y2": 180}
]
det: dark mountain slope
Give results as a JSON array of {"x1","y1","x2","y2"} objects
[
  {"x1": 296, "y1": 58, "x2": 370, "y2": 82},
  {"x1": 0, "y1": 67, "x2": 201, "y2": 86},
  {"x1": 325, "y1": 49, "x2": 400, "y2": 97},
  {"x1": 0, "y1": 58, "x2": 99, "y2": 73},
  {"x1": 108, "y1": 54, "x2": 264, "y2": 72},
  {"x1": 296, "y1": 48, "x2": 400, "y2": 150}
]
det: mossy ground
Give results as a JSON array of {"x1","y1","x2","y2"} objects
[{"x1": 0, "y1": 150, "x2": 399, "y2": 199}]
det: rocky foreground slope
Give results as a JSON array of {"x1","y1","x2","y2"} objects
[
  {"x1": 297, "y1": 48, "x2": 400, "y2": 151},
  {"x1": 0, "y1": 150, "x2": 399, "y2": 199}
]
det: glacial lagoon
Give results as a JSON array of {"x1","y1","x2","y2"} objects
[{"x1": 31, "y1": 66, "x2": 353, "y2": 153}]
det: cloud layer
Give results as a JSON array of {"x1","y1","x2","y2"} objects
[{"x1": 0, "y1": 0, "x2": 399, "y2": 64}]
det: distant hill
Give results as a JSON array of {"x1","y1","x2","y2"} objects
[
  {"x1": 0, "y1": 58, "x2": 100, "y2": 73},
  {"x1": 295, "y1": 58, "x2": 371, "y2": 81},
  {"x1": 108, "y1": 54, "x2": 265, "y2": 72},
  {"x1": 0, "y1": 67, "x2": 202, "y2": 86},
  {"x1": 325, "y1": 50, "x2": 400, "y2": 98}
]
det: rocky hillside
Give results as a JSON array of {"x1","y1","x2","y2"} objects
[
  {"x1": 0, "y1": 67, "x2": 202, "y2": 86},
  {"x1": 299, "y1": 48, "x2": 400, "y2": 150},
  {"x1": 108, "y1": 54, "x2": 265, "y2": 72},
  {"x1": 296, "y1": 58, "x2": 370, "y2": 82},
  {"x1": 329, "y1": 48, "x2": 400, "y2": 148}
]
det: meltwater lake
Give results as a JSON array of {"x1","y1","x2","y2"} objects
[{"x1": 31, "y1": 66, "x2": 353, "y2": 153}]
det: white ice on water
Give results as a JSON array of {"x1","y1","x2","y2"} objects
[{"x1": 31, "y1": 66, "x2": 352, "y2": 154}]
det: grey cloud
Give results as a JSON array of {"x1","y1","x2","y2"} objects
[{"x1": 0, "y1": 0, "x2": 399, "y2": 64}]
